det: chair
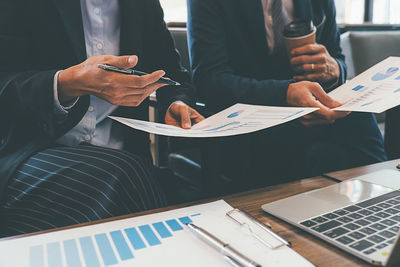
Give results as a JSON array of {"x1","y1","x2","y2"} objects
[{"x1": 340, "y1": 31, "x2": 400, "y2": 158}]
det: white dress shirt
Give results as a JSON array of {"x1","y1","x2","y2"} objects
[{"x1": 55, "y1": 0, "x2": 125, "y2": 149}]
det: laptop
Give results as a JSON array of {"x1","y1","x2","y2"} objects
[{"x1": 262, "y1": 169, "x2": 400, "y2": 266}]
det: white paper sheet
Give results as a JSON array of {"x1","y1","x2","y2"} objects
[
  {"x1": 329, "y1": 57, "x2": 400, "y2": 113},
  {"x1": 0, "y1": 200, "x2": 314, "y2": 267},
  {"x1": 110, "y1": 104, "x2": 318, "y2": 138}
]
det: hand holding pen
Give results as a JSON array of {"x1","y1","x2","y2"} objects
[{"x1": 57, "y1": 55, "x2": 168, "y2": 106}]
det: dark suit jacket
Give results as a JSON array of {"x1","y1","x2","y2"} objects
[
  {"x1": 188, "y1": 0, "x2": 346, "y2": 112},
  {"x1": 0, "y1": 0, "x2": 194, "y2": 197}
]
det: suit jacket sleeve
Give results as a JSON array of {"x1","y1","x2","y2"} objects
[
  {"x1": 317, "y1": 0, "x2": 347, "y2": 89},
  {"x1": 142, "y1": 0, "x2": 195, "y2": 116},
  {"x1": 0, "y1": 0, "x2": 87, "y2": 140},
  {"x1": 188, "y1": 0, "x2": 291, "y2": 111}
]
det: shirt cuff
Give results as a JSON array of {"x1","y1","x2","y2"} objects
[{"x1": 53, "y1": 70, "x2": 79, "y2": 115}]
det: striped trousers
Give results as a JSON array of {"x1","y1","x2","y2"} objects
[{"x1": 1, "y1": 145, "x2": 166, "y2": 237}]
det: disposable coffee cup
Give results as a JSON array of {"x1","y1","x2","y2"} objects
[{"x1": 283, "y1": 20, "x2": 316, "y2": 58}]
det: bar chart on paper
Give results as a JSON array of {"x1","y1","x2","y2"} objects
[
  {"x1": 330, "y1": 57, "x2": 400, "y2": 113},
  {"x1": 26, "y1": 215, "x2": 198, "y2": 267},
  {"x1": 0, "y1": 200, "x2": 313, "y2": 267},
  {"x1": 110, "y1": 104, "x2": 318, "y2": 138}
]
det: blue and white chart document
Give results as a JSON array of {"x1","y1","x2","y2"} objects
[
  {"x1": 329, "y1": 57, "x2": 400, "y2": 113},
  {"x1": 0, "y1": 200, "x2": 313, "y2": 267},
  {"x1": 110, "y1": 104, "x2": 318, "y2": 138}
]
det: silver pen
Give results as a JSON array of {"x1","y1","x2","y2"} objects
[
  {"x1": 187, "y1": 223, "x2": 262, "y2": 267},
  {"x1": 97, "y1": 64, "x2": 181, "y2": 86}
]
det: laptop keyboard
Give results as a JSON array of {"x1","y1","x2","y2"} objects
[{"x1": 299, "y1": 191, "x2": 400, "y2": 256}]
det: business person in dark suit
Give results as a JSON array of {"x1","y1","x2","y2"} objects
[
  {"x1": 0, "y1": 0, "x2": 204, "y2": 236},
  {"x1": 188, "y1": 0, "x2": 386, "y2": 192}
]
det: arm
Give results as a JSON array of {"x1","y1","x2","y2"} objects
[
  {"x1": 187, "y1": 0, "x2": 291, "y2": 111},
  {"x1": 0, "y1": 0, "x2": 67, "y2": 138}
]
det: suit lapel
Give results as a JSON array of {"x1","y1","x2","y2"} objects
[
  {"x1": 119, "y1": 0, "x2": 143, "y2": 57},
  {"x1": 53, "y1": 0, "x2": 86, "y2": 62},
  {"x1": 238, "y1": 0, "x2": 269, "y2": 57}
]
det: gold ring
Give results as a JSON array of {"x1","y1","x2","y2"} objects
[{"x1": 311, "y1": 64, "x2": 315, "y2": 71}]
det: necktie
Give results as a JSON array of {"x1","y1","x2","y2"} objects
[{"x1": 271, "y1": 0, "x2": 289, "y2": 53}]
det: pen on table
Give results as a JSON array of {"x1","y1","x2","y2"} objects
[
  {"x1": 186, "y1": 223, "x2": 261, "y2": 267},
  {"x1": 97, "y1": 64, "x2": 181, "y2": 86},
  {"x1": 240, "y1": 209, "x2": 291, "y2": 247}
]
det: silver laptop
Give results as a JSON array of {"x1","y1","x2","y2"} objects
[{"x1": 262, "y1": 169, "x2": 400, "y2": 266}]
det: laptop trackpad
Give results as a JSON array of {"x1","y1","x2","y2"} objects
[{"x1": 262, "y1": 179, "x2": 393, "y2": 223}]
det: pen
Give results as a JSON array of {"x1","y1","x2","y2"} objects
[
  {"x1": 240, "y1": 210, "x2": 291, "y2": 247},
  {"x1": 187, "y1": 223, "x2": 261, "y2": 267},
  {"x1": 97, "y1": 64, "x2": 181, "y2": 86}
]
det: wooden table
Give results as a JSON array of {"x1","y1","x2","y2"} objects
[{"x1": 4, "y1": 160, "x2": 399, "y2": 266}]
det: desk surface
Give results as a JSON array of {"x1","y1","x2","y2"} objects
[{"x1": 5, "y1": 160, "x2": 400, "y2": 266}]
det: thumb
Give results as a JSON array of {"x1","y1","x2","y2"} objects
[
  {"x1": 310, "y1": 83, "x2": 341, "y2": 109},
  {"x1": 179, "y1": 105, "x2": 192, "y2": 129},
  {"x1": 106, "y1": 55, "x2": 138, "y2": 69}
]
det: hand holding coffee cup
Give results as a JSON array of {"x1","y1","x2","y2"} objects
[{"x1": 284, "y1": 20, "x2": 340, "y2": 84}]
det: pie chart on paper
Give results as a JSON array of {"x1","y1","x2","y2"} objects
[{"x1": 371, "y1": 67, "x2": 399, "y2": 81}]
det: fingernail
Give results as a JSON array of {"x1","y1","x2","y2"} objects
[
  {"x1": 184, "y1": 123, "x2": 191, "y2": 128},
  {"x1": 128, "y1": 56, "x2": 137, "y2": 65}
]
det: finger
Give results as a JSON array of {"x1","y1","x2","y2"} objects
[
  {"x1": 291, "y1": 44, "x2": 326, "y2": 56},
  {"x1": 104, "y1": 55, "x2": 138, "y2": 69},
  {"x1": 113, "y1": 83, "x2": 166, "y2": 106},
  {"x1": 120, "y1": 70, "x2": 166, "y2": 89},
  {"x1": 179, "y1": 104, "x2": 192, "y2": 129},
  {"x1": 293, "y1": 72, "x2": 329, "y2": 82},
  {"x1": 290, "y1": 54, "x2": 325, "y2": 66},
  {"x1": 309, "y1": 83, "x2": 342, "y2": 109},
  {"x1": 293, "y1": 64, "x2": 326, "y2": 74},
  {"x1": 189, "y1": 108, "x2": 205, "y2": 124}
]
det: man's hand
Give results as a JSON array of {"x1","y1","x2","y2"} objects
[
  {"x1": 165, "y1": 101, "x2": 205, "y2": 129},
  {"x1": 287, "y1": 81, "x2": 350, "y2": 126},
  {"x1": 58, "y1": 55, "x2": 167, "y2": 106},
  {"x1": 290, "y1": 44, "x2": 340, "y2": 84}
]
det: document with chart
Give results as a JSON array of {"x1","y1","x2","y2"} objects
[
  {"x1": 110, "y1": 104, "x2": 318, "y2": 138},
  {"x1": 329, "y1": 57, "x2": 400, "y2": 113},
  {"x1": 0, "y1": 200, "x2": 313, "y2": 267}
]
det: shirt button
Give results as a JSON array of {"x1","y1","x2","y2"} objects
[
  {"x1": 94, "y1": 8, "x2": 100, "y2": 14},
  {"x1": 85, "y1": 135, "x2": 91, "y2": 141},
  {"x1": 97, "y1": 43, "x2": 103, "y2": 50},
  {"x1": 88, "y1": 106, "x2": 94, "y2": 112}
]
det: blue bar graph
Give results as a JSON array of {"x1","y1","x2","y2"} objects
[
  {"x1": 79, "y1": 236, "x2": 101, "y2": 267},
  {"x1": 138, "y1": 225, "x2": 161, "y2": 246},
  {"x1": 63, "y1": 239, "x2": 82, "y2": 267},
  {"x1": 352, "y1": 85, "x2": 365, "y2": 91},
  {"x1": 110, "y1": 231, "x2": 134, "y2": 261},
  {"x1": 29, "y1": 213, "x2": 202, "y2": 267},
  {"x1": 47, "y1": 242, "x2": 63, "y2": 267},
  {"x1": 29, "y1": 245, "x2": 44, "y2": 267},
  {"x1": 166, "y1": 219, "x2": 183, "y2": 231},
  {"x1": 125, "y1": 227, "x2": 147, "y2": 250},
  {"x1": 179, "y1": 216, "x2": 193, "y2": 225},
  {"x1": 94, "y1": 234, "x2": 118, "y2": 266},
  {"x1": 152, "y1": 222, "x2": 172, "y2": 238}
]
